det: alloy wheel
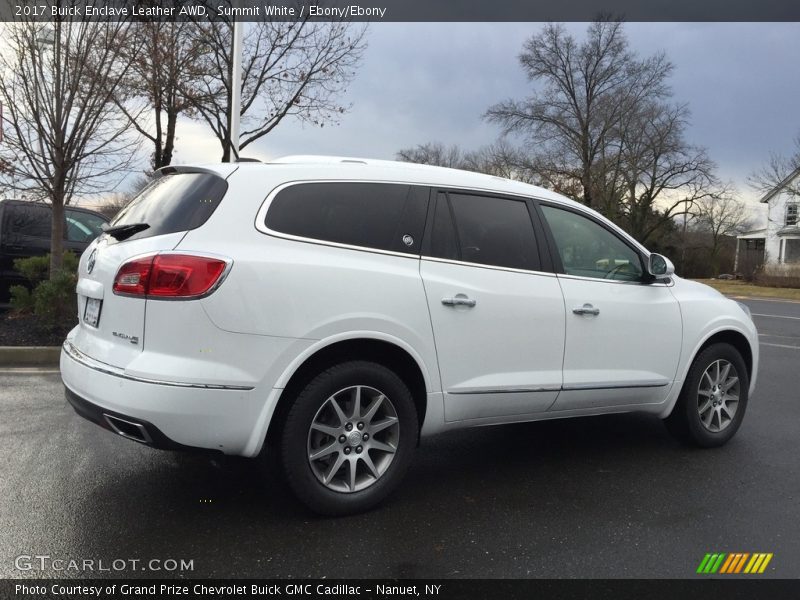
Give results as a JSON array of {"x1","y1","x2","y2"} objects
[
  {"x1": 307, "y1": 385, "x2": 400, "y2": 493},
  {"x1": 697, "y1": 359, "x2": 740, "y2": 433}
]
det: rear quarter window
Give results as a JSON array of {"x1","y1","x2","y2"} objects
[
  {"x1": 265, "y1": 182, "x2": 428, "y2": 255},
  {"x1": 109, "y1": 172, "x2": 228, "y2": 241}
]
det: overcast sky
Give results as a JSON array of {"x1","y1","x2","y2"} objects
[{"x1": 151, "y1": 22, "x2": 800, "y2": 211}]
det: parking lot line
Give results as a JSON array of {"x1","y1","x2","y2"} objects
[{"x1": 760, "y1": 342, "x2": 800, "y2": 350}]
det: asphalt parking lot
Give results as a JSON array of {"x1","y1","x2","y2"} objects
[{"x1": 1, "y1": 298, "x2": 798, "y2": 579}]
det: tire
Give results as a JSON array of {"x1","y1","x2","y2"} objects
[
  {"x1": 280, "y1": 360, "x2": 418, "y2": 516},
  {"x1": 665, "y1": 343, "x2": 749, "y2": 447}
]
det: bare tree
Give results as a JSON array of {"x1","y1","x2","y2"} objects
[
  {"x1": 486, "y1": 20, "x2": 716, "y2": 243},
  {"x1": 462, "y1": 140, "x2": 541, "y2": 183},
  {"x1": 613, "y1": 101, "x2": 717, "y2": 242},
  {"x1": 396, "y1": 142, "x2": 466, "y2": 168},
  {"x1": 693, "y1": 194, "x2": 752, "y2": 275},
  {"x1": 748, "y1": 132, "x2": 800, "y2": 200},
  {"x1": 187, "y1": 17, "x2": 367, "y2": 161},
  {"x1": 114, "y1": 22, "x2": 208, "y2": 169},
  {"x1": 397, "y1": 140, "x2": 540, "y2": 183},
  {"x1": 0, "y1": 16, "x2": 138, "y2": 276}
]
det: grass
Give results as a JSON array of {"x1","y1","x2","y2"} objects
[{"x1": 693, "y1": 279, "x2": 800, "y2": 302}]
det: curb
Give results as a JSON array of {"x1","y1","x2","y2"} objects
[{"x1": 0, "y1": 346, "x2": 61, "y2": 367}]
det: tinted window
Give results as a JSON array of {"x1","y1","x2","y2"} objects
[
  {"x1": 266, "y1": 183, "x2": 428, "y2": 255},
  {"x1": 428, "y1": 192, "x2": 539, "y2": 271},
  {"x1": 540, "y1": 205, "x2": 643, "y2": 281},
  {"x1": 65, "y1": 209, "x2": 106, "y2": 242},
  {"x1": 3, "y1": 203, "x2": 52, "y2": 239},
  {"x1": 110, "y1": 172, "x2": 228, "y2": 241}
]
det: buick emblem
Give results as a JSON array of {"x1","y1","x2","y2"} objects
[{"x1": 86, "y1": 249, "x2": 97, "y2": 274}]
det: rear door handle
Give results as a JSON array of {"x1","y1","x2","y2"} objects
[
  {"x1": 572, "y1": 303, "x2": 600, "y2": 316},
  {"x1": 442, "y1": 294, "x2": 476, "y2": 308}
]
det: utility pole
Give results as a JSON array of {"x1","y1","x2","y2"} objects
[{"x1": 228, "y1": 19, "x2": 243, "y2": 162}]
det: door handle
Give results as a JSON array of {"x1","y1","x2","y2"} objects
[
  {"x1": 572, "y1": 303, "x2": 600, "y2": 316},
  {"x1": 442, "y1": 294, "x2": 476, "y2": 308}
]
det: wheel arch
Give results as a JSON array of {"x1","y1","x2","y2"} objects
[
  {"x1": 662, "y1": 327, "x2": 756, "y2": 420},
  {"x1": 264, "y1": 336, "x2": 430, "y2": 454},
  {"x1": 692, "y1": 329, "x2": 754, "y2": 384}
]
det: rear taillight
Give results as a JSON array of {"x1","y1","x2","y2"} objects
[{"x1": 113, "y1": 254, "x2": 228, "y2": 298}]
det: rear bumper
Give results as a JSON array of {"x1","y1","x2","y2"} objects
[
  {"x1": 64, "y1": 386, "x2": 215, "y2": 452},
  {"x1": 60, "y1": 341, "x2": 268, "y2": 455}
]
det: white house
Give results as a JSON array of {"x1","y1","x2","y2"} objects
[
  {"x1": 762, "y1": 165, "x2": 800, "y2": 266},
  {"x1": 736, "y1": 166, "x2": 800, "y2": 272}
]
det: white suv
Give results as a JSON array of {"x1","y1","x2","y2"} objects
[{"x1": 61, "y1": 156, "x2": 758, "y2": 515}]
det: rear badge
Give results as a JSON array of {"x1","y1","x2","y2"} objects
[
  {"x1": 86, "y1": 249, "x2": 97, "y2": 274},
  {"x1": 112, "y1": 331, "x2": 139, "y2": 345}
]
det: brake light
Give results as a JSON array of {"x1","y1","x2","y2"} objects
[{"x1": 113, "y1": 254, "x2": 228, "y2": 298}]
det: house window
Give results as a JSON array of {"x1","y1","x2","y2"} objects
[
  {"x1": 744, "y1": 239, "x2": 765, "y2": 250},
  {"x1": 787, "y1": 203, "x2": 799, "y2": 226}
]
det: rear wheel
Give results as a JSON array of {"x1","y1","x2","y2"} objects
[
  {"x1": 280, "y1": 361, "x2": 418, "y2": 515},
  {"x1": 665, "y1": 343, "x2": 749, "y2": 447}
]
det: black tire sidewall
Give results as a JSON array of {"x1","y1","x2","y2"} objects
[
  {"x1": 681, "y1": 343, "x2": 749, "y2": 447},
  {"x1": 281, "y1": 361, "x2": 419, "y2": 516}
]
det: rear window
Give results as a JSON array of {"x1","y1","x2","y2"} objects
[
  {"x1": 265, "y1": 182, "x2": 428, "y2": 255},
  {"x1": 110, "y1": 172, "x2": 228, "y2": 241}
]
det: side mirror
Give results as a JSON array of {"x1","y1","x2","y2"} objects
[{"x1": 647, "y1": 253, "x2": 675, "y2": 280}]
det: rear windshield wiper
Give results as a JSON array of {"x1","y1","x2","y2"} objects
[{"x1": 102, "y1": 222, "x2": 150, "y2": 241}]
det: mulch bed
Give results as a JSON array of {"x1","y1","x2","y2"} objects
[{"x1": 0, "y1": 309, "x2": 76, "y2": 346}]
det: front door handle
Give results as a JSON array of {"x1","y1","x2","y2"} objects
[
  {"x1": 572, "y1": 303, "x2": 600, "y2": 316},
  {"x1": 442, "y1": 294, "x2": 476, "y2": 308}
]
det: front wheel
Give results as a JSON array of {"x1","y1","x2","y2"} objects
[
  {"x1": 280, "y1": 361, "x2": 418, "y2": 516},
  {"x1": 665, "y1": 343, "x2": 749, "y2": 447}
]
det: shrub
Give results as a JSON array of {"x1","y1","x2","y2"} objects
[
  {"x1": 10, "y1": 252, "x2": 79, "y2": 330},
  {"x1": 754, "y1": 264, "x2": 800, "y2": 289}
]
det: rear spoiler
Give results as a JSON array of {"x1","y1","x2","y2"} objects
[{"x1": 154, "y1": 164, "x2": 241, "y2": 181}]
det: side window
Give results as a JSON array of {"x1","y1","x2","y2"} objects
[
  {"x1": 540, "y1": 204, "x2": 644, "y2": 281},
  {"x1": 787, "y1": 203, "x2": 798, "y2": 227},
  {"x1": 4, "y1": 203, "x2": 52, "y2": 240},
  {"x1": 430, "y1": 192, "x2": 539, "y2": 271},
  {"x1": 265, "y1": 183, "x2": 427, "y2": 254},
  {"x1": 65, "y1": 210, "x2": 107, "y2": 242}
]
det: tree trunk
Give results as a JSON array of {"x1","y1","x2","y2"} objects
[
  {"x1": 162, "y1": 109, "x2": 178, "y2": 167},
  {"x1": 50, "y1": 198, "x2": 65, "y2": 277}
]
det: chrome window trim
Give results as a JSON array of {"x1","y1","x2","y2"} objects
[
  {"x1": 253, "y1": 179, "x2": 649, "y2": 267},
  {"x1": 556, "y1": 273, "x2": 675, "y2": 287},
  {"x1": 62, "y1": 341, "x2": 254, "y2": 391},
  {"x1": 254, "y1": 180, "x2": 425, "y2": 261},
  {"x1": 421, "y1": 256, "x2": 558, "y2": 278}
]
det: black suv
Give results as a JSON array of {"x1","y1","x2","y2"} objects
[{"x1": 0, "y1": 199, "x2": 109, "y2": 302}]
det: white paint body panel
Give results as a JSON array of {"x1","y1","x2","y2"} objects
[
  {"x1": 553, "y1": 276, "x2": 682, "y2": 411},
  {"x1": 420, "y1": 259, "x2": 565, "y2": 421},
  {"x1": 60, "y1": 157, "x2": 759, "y2": 456}
]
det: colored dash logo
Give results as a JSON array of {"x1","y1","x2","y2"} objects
[{"x1": 697, "y1": 553, "x2": 773, "y2": 574}]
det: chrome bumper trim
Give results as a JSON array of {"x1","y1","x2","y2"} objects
[{"x1": 61, "y1": 340, "x2": 254, "y2": 391}]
